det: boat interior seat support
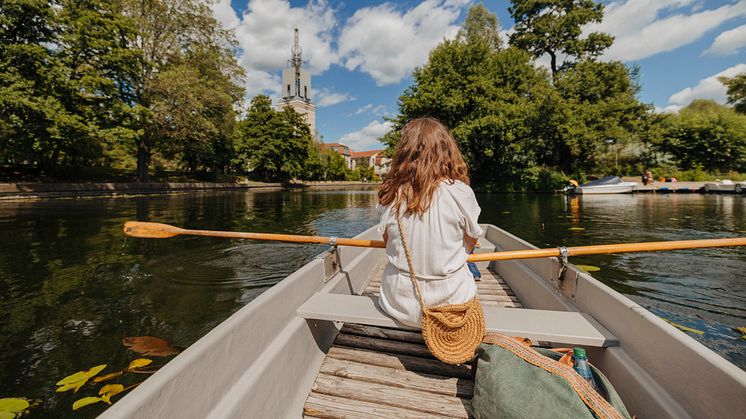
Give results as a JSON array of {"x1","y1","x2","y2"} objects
[{"x1": 297, "y1": 293, "x2": 618, "y2": 348}]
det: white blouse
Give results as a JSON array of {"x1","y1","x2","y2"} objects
[{"x1": 376, "y1": 180, "x2": 483, "y2": 328}]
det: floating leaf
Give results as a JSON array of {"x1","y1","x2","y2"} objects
[
  {"x1": 0, "y1": 398, "x2": 29, "y2": 416},
  {"x1": 72, "y1": 397, "x2": 104, "y2": 411},
  {"x1": 663, "y1": 319, "x2": 704, "y2": 335},
  {"x1": 501, "y1": 211, "x2": 510, "y2": 214},
  {"x1": 669, "y1": 217, "x2": 679, "y2": 221},
  {"x1": 56, "y1": 365, "x2": 107, "y2": 393},
  {"x1": 122, "y1": 337, "x2": 180, "y2": 357},
  {"x1": 99, "y1": 384, "x2": 124, "y2": 404},
  {"x1": 735, "y1": 327, "x2": 746, "y2": 339},
  {"x1": 568, "y1": 227, "x2": 585, "y2": 231},
  {"x1": 127, "y1": 358, "x2": 152, "y2": 371},
  {"x1": 93, "y1": 371, "x2": 122, "y2": 383},
  {"x1": 576, "y1": 265, "x2": 601, "y2": 272}
]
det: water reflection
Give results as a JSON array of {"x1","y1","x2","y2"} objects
[
  {"x1": 0, "y1": 190, "x2": 744, "y2": 418},
  {"x1": 0, "y1": 189, "x2": 380, "y2": 418},
  {"x1": 478, "y1": 193, "x2": 746, "y2": 369}
]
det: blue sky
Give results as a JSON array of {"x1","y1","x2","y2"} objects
[{"x1": 211, "y1": 0, "x2": 746, "y2": 150}]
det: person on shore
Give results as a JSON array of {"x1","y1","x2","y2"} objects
[
  {"x1": 642, "y1": 170, "x2": 653, "y2": 185},
  {"x1": 375, "y1": 117, "x2": 482, "y2": 327}
]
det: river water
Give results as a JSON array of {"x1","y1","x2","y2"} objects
[{"x1": 0, "y1": 189, "x2": 744, "y2": 417}]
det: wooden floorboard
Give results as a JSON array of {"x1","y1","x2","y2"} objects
[{"x1": 303, "y1": 263, "x2": 519, "y2": 418}]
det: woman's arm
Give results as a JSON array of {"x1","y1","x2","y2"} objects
[
  {"x1": 383, "y1": 231, "x2": 388, "y2": 246},
  {"x1": 464, "y1": 234, "x2": 477, "y2": 253}
]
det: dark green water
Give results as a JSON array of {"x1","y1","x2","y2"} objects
[{"x1": 0, "y1": 190, "x2": 744, "y2": 417}]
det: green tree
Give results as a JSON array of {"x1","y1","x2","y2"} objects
[
  {"x1": 657, "y1": 100, "x2": 746, "y2": 172},
  {"x1": 508, "y1": 0, "x2": 613, "y2": 75},
  {"x1": 384, "y1": 19, "x2": 554, "y2": 189},
  {"x1": 548, "y1": 60, "x2": 651, "y2": 173},
  {"x1": 121, "y1": 0, "x2": 244, "y2": 181},
  {"x1": 719, "y1": 73, "x2": 746, "y2": 114},
  {"x1": 235, "y1": 96, "x2": 312, "y2": 181},
  {"x1": 457, "y1": 4, "x2": 501, "y2": 51},
  {"x1": 0, "y1": 0, "x2": 139, "y2": 173},
  {"x1": 322, "y1": 150, "x2": 349, "y2": 181},
  {"x1": 56, "y1": 0, "x2": 142, "y2": 167}
]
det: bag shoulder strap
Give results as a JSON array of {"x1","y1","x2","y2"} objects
[{"x1": 396, "y1": 212, "x2": 426, "y2": 310}]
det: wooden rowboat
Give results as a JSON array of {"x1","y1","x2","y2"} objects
[{"x1": 101, "y1": 224, "x2": 746, "y2": 418}]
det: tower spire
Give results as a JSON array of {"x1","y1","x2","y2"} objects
[{"x1": 291, "y1": 28, "x2": 302, "y2": 76}]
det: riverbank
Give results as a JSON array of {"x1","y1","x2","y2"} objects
[{"x1": 0, "y1": 181, "x2": 380, "y2": 200}]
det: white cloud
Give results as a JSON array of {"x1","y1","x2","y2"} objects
[
  {"x1": 354, "y1": 104, "x2": 388, "y2": 116},
  {"x1": 339, "y1": 120, "x2": 394, "y2": 151},
  {"x1": 705, "y1": 23, "x2": 746, "y2": 55},
  {"x1": 211, "y1": 0, "x2": 241, "y2": 30},
  {"x1": 666, "y1": 63, "x2": 746, "y2": 109},
  {"x1": 315, "y1": 88, "x2": 356, "y2": 107},
  {"x1": 338, "y1": 0, "x2": 468, "y2": 85},
  {"x1": 587, "y1": 0, "x2": 746, "y2": 61},
  {"x1": 211, "y1": 0, "x2": 338, "y2": 97}
]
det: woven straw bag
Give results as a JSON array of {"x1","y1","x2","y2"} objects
[{"x1": 396, "y1": 215, "x2": 485, "y2": 365}]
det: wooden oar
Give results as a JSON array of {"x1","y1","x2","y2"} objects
[
  {"x1": 468, "y1": 237, "x2": 746, "y2": 262},
  {"x1": 123, "y1": 221, "x2": 386, "y2": 248},
  {"x1": 124, "y1": 222, "x2": 746, "y2": 263}
]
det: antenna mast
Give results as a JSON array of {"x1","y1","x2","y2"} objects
[{"x1": 291, "y1": 28, "x2": 303, "y2": 77}]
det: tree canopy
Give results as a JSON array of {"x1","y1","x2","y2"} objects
[
  {"x1": 508, "y1": 0, "x2": 613, "y2": 75},
  {"x1": 720, "y1": 73, "x2": 746, "y2": 114},
  {"x1": 382, "y1": 3, "x2": 651, "y2": 191}
]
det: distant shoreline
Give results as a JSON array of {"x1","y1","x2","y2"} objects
[{"x1": 0, "y1": 181, "x2": 381, "y2": 201}]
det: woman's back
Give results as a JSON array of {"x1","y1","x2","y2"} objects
[
  {"x1": 378, "y1": 180, "x2": 482, "y2": 279},
  {"x1": 375, "y1": 117, "x2": 482, "y2": 328}
]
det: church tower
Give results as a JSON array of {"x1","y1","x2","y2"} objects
[{"x1": 278, "y1": 28, "x2": 316, "y2": 137}]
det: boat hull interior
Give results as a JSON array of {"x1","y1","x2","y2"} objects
[{"x1": 100, "y1": 225, "x2": 746, "y2": 419}]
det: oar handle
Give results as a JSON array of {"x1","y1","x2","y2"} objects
[{"x1": 468, "y1": 237, "x2": 746, "y2": 262}]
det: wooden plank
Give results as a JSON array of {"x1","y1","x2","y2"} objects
[
  {"x1": 341, "y1": 323, "x2": 424, "y2": 344},
  {"x1": 299, "y1": 293, "x2": 617, "y2": 346},
  {"x1": 327, "y1": 346, "x2": 472, "y2": 379},
  {"x1": 334, "y1": 333, "x2": 434, "y2": 358},
  {"x1": 319, "y1": 357, "x2": 474, "y2": 398},
  {"x1": 312, "y1": 373, "x2": 471, "y2": 418},
  {"x1": 304, "y1": 392, "x2": 444, "y2": 419}
]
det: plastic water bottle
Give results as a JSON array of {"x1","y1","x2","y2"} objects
[{"x1": 573, "y1": 348, "x2": 602, "y2": 395}]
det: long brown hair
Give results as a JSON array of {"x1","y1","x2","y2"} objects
[{"x1": 378, "y1": 117, "x2": 469, "y2": 215}]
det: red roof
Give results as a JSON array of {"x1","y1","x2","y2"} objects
[{"x1": 350, "y1": 150, "x2": 383, "y2": 158}]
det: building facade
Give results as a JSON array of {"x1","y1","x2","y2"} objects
[{"x1": 276, "y1": 28, "x2": 316, "y2": 136}]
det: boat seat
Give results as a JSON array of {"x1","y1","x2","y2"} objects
[{"x1": 298, "y1": 293, "x2": 618, "y2": 347}]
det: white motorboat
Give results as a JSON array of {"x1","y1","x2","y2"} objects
[
  {"x1": 569, "y1": 176, "x2": 638, "y2": 194},
  {"x1": 704, "y1": 179, "x2": 745, "y2": 194}
]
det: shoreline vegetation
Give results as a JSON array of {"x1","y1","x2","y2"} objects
[{"x1": 2, "y1": 1, "x2": 745, "y2": 191}]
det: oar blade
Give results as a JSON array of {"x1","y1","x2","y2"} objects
[{"x1": 124, "y1": 222, "x2": 183, "y2": 239}]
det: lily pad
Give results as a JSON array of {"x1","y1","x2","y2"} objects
[
  {"x1": 0, "y1": 398, "x2": 30, "y2": 418},
  {"x1": 123, "y1": 336, "x2": 180, "y2": 357},
  {"x1": 735, "y1": 327, "x2": 746, "y2": 339},
  {"x1": 56, "y1": 365, "x2": 107, "y2": 393},
  {"x1": 576, "y1": 265, "x2": 601, "y2": 272},
  {"x1": 99, "y1": 384, "x2": 125, "y2": 403},
  {"x1": 568, "y1": 227, "x2": 585, "y2": 231},
  {"x1": 127, "y1": 358, "x2": 152, "y2": 371},
  {"x1": 72, "y1": 397, "x2": 104, "y2": 411},
  {"x1": 663, "y1": 319, "x2": 704, "y2": 335}
]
